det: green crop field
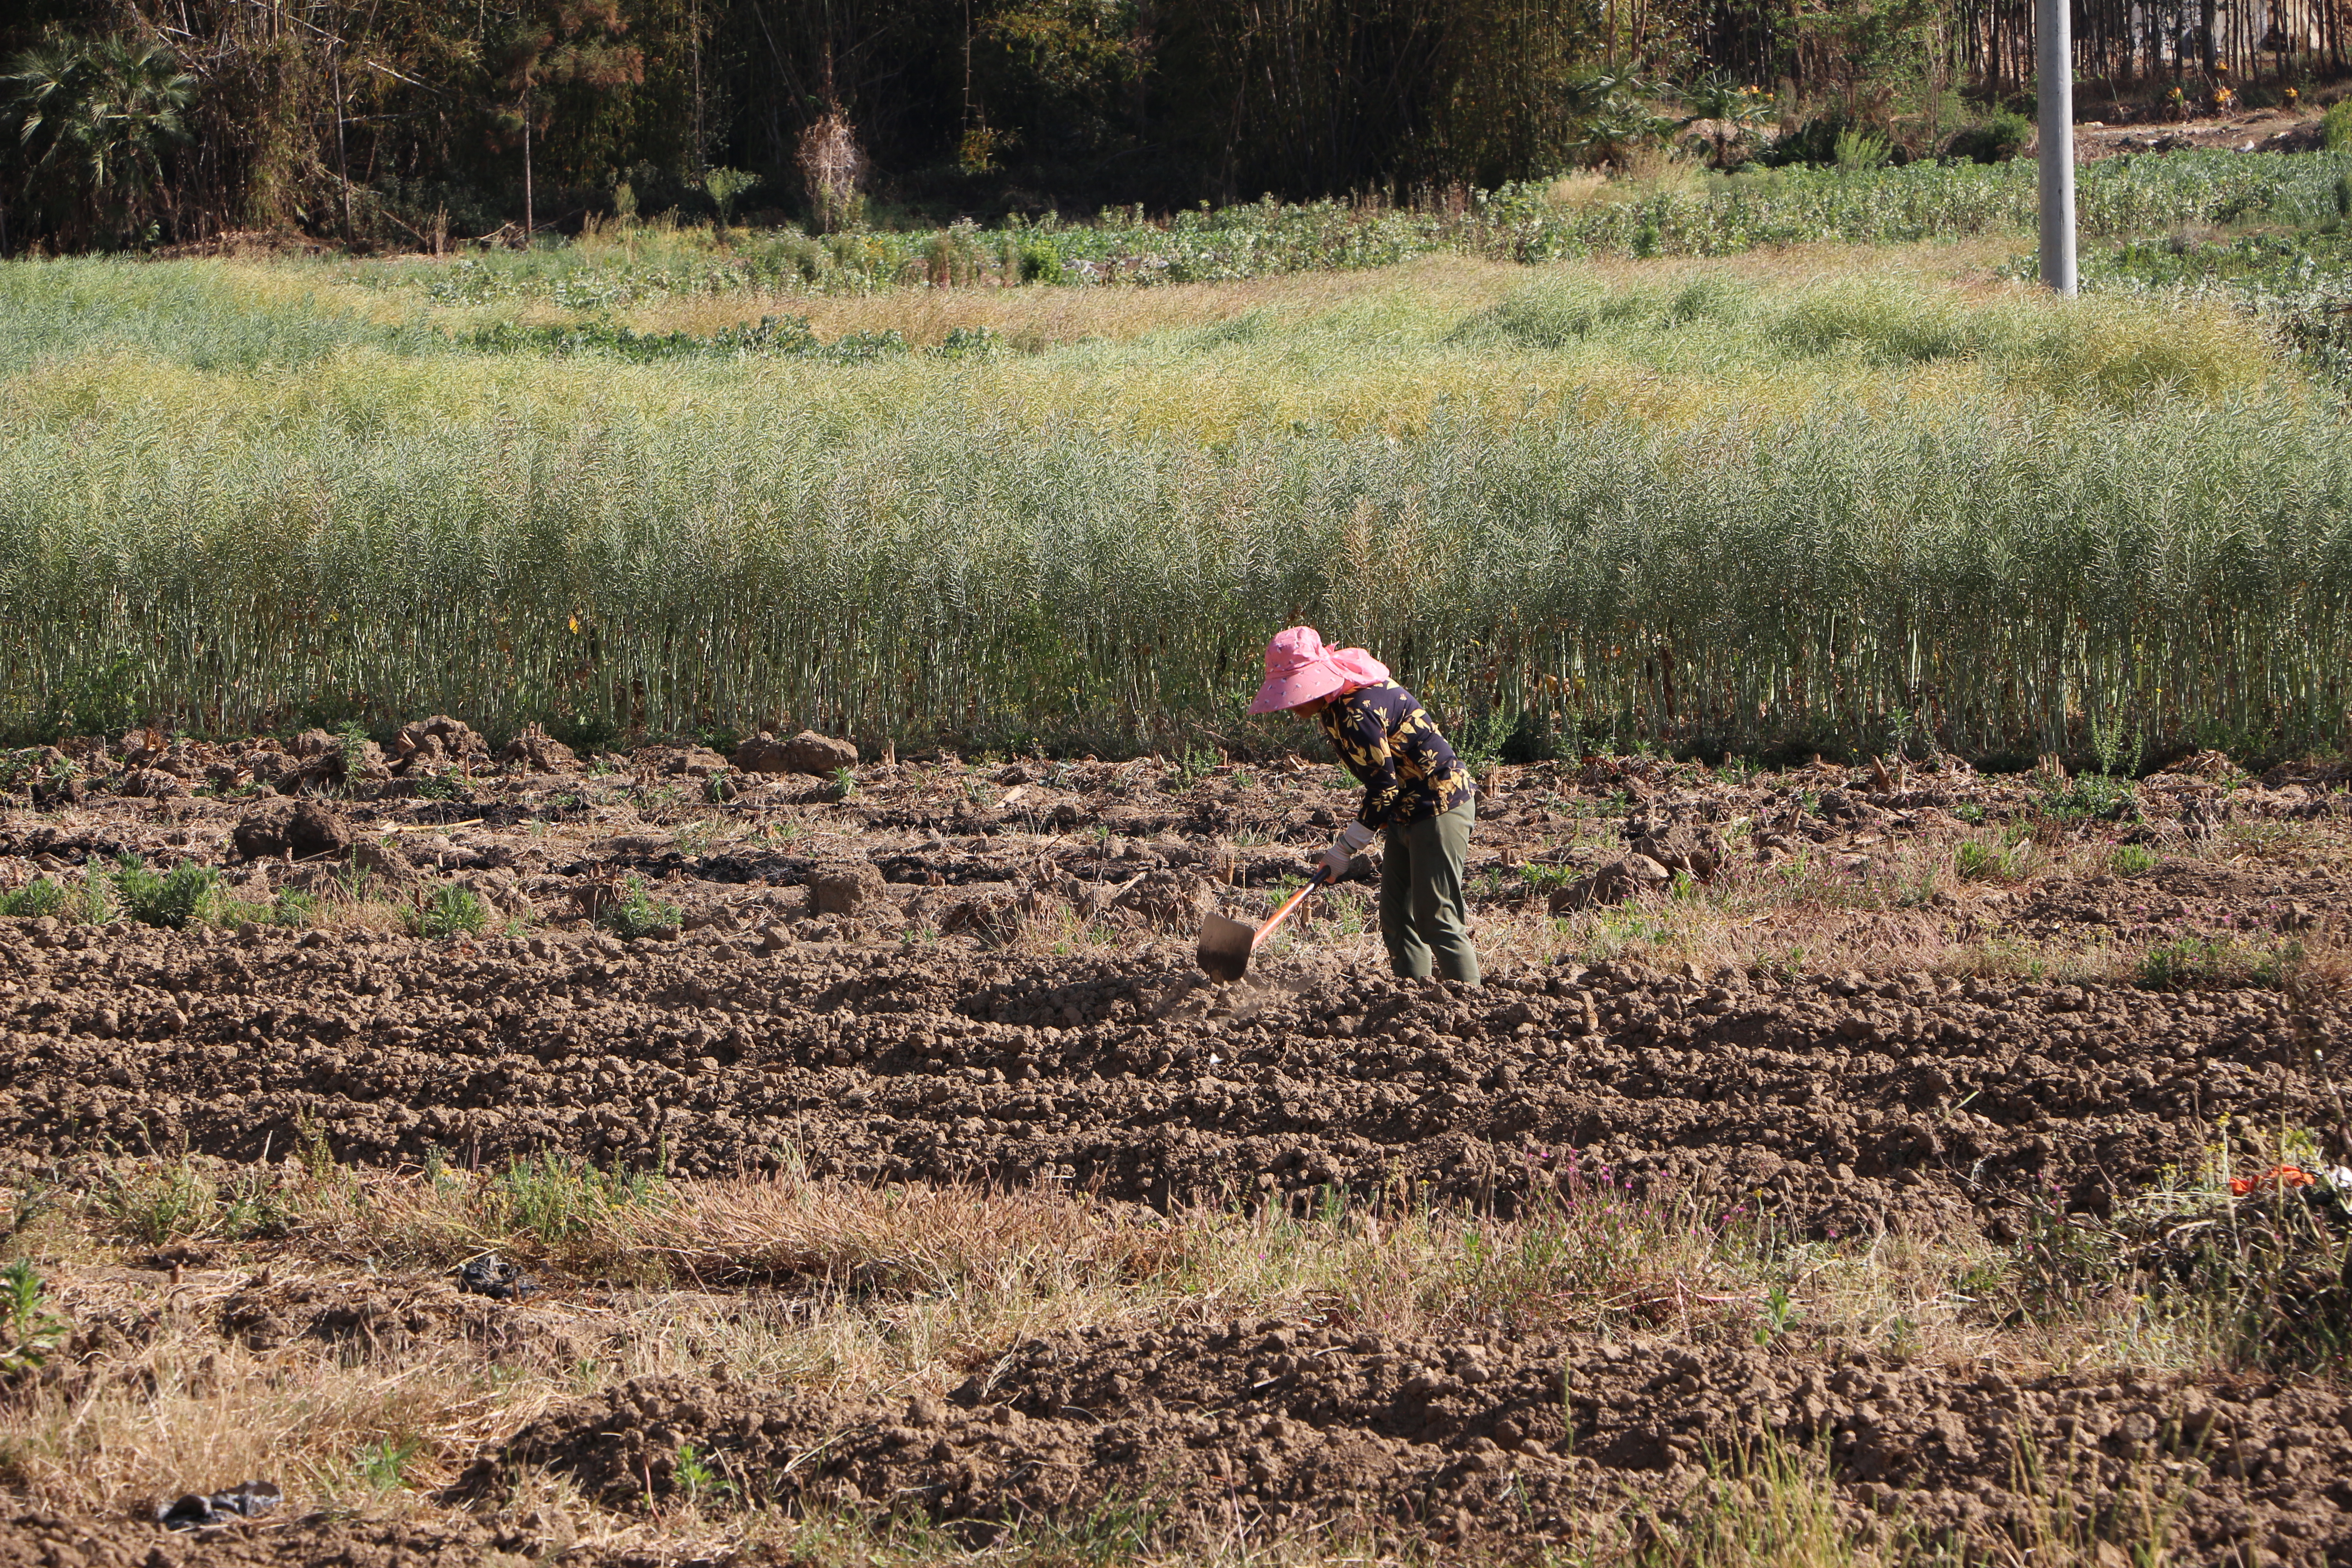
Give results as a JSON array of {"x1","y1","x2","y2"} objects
[{"x1": 5, "y1": 151, "x2": 2351, "y2": 765}]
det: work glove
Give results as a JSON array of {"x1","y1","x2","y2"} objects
[{"x1": 1316, "y1": 822, "x2": 1374, "y2": 880}]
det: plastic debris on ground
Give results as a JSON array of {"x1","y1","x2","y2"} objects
[{"x1": 156, "y1": 1480, "x2": 282, "y2": 1531}]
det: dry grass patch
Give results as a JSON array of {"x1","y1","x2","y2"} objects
[{"x1": 0, "y1": 1139, "x2": 2308, "y2": 1561}]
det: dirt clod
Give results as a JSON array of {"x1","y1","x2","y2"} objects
[
  {"x1": 389, "y1": 716, "x2": 490, "y2": 774},
  {"x1": 811, "y1": 859, "x2": 888, "y2": 915},
  {"x1": 1549, "y1": 853, "x2": 1671, "y2": 912},
  {"x1": 735, "y1": 729, "x2": 858, "y2": 775},
  {"x1": 498, "y1": 723, "x2": 576, "y2": 773},
  {"x1": 234, "y1": 800, "x2": 351, "y2": 861},
  {"x1": 116, "y1": 768, "x2": 188, "y2": 800}
]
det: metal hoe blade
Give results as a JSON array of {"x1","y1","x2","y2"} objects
[
  {"x1": 1196, "y1": 865, "x2": 1331, "y2": 983},
  {"x1": 1196, "y1": 910, "x2": 1256, "y2": 984}
]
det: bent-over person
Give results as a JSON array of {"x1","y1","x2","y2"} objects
[{"x1": 1247, "y1": 625, "x2": 1480, "y2": 986}]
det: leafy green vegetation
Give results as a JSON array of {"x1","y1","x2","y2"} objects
[
  {"x1": 0, "y1": 877, "x2": 68, "y2": 919},
  {"x1": 108, "y1": 855, "x2": 220, "y2": 930},
  {"x1": 598, "y1": 876, "x2": 682, "y2": 941},
  {"x1": 364, "y1": 151, "x2": 2352, "y2": 300},
  {"x1": 2325, "y1": 99, "x2": 2352, "y2": 152},
  {"x1": 409, "y1": 884, "x2": 490, "y2": 941},
  {"x1": 2076, "y1": 218, "x2": 2352, "y2": 382},
  {"x1": 97, "y1": 1156, "x2": 219, "y2": 1247},
  {"x1": 460, "y1": 314, "x2": 996, "y2": 364},
  {"x1": 356, "y1": 1437, "x2": 422, "y2": 1493},
  {"x1": 1954, "y1": 839, "x2": 2029, "y2": 881},
  {"x1": 491, "y1": 1153, "x2": 666, "y2": 1246},
  {"x1": 2035, "y1": 772, "x2": 2141, "y2": 823},
  {"x1": 9, "y1": 857, "x2": 318, "y2": 932},
  {"x1": 0, "y1": 1260, "x2": 67, "y2": 1380}
]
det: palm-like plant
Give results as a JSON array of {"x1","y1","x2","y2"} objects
[
  {"x1": 5, "y1": 34, "x2": 194, "y2": 249},
  {"x1": 1677, "y1": 74, "x2": 1776, "y2": 168},
  {"x1": 1560, "y1": 73, "x2": 1674, "y2": 170}
]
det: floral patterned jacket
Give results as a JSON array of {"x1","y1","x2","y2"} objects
[{"x1": 1315, "y1": 681, "x2": 1474, "y2": 830}]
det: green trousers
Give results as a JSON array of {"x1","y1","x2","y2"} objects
[{"x1": 1377, "y1": 797, "x2": 1480, "y2": 985}]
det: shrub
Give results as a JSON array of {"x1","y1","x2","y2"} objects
[
  {"x1": 1765, "y1": 113, "x2": 1888, "y2": 168},
  {"x1": 2323, "y1": 98, "x2": 2352, "y2": 151},
  {"x1": 1834, "y1": 127, "x2": 1891, "y2": 172},
  {"x1": 1948, "y1": 109, "x2": 2034, "y2": 164},
  {"x1": 1018, "y1": 240, "x2": 1067, "y2": 284}
]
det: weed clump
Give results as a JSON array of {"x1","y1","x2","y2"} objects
[
  {"x1": 2128, "y1": 1160, "x2": 2352, "y2": 1371},
  {"x1": 410, "y1": 884, "x2": 489, "y2": 940},
  {"x1": 0, "y1": 877, "x2": 68, "y2": 919},
  {"x1": 1954, "y1": 837, "x2": 2030, "y2": 881},
  {"x1": 1947, "y1": 108, "x2": 2033, "y2": 164},
  {"x1": 93, "y1": 854, "x2": 317, "y2": 931},
  {"x1": 110, "y1": 854, "x2": 220, "y2": 929},
  {"x1": 491, "y1": 1154, "x2": 666, "y2": 1246},
  {"x1": 98, "y1": 1157, "x2": 219, "y2": 1247},
  {"x1": 0, "y1": 1260, "x2": 67, "y2": 1380},
  {"x1": 2034, "y1": 771, "x2": 2140, "y2": 823},
  {"x1": 599, "y1": 875, "x2": 681, "y2": 941}
]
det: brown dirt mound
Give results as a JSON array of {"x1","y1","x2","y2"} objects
[{"x1": 468, "y1": 1318, "x2": 2352, "y2": 1560}]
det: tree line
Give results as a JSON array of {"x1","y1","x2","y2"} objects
[{"x1": 3, "y1": 0, "x2": 2345, "y2": 253}]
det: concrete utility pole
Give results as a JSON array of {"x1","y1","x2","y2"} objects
[{"x1": 2038, "y1": 0, "x2": 2078, "y2": 294}]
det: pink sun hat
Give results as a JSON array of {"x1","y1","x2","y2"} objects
[{"x1": 1246, "y1": 626, "x2": 1391, "y2": 715}]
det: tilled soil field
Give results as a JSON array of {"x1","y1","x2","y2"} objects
[
  {"x1": 0, "y1": 724, "x2": 2347, "y2": 1565},
  {"x1": 481, "y1": 1321, "x2": 2352, "y2": 1558}
]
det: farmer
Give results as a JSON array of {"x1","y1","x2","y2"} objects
[{"x1": 1248, "y1": 626, "x2": 1480, "y2": 986}]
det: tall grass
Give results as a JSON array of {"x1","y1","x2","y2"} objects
[
  {"x1": 2, "y1": 374, "x2": 2345, "y2": 758},
  {"x1": 0, "y1": 262, "x2": 414, "y2": 376},
  {"x1": 4, "y1": 236, "x2": 2347, "y2": 760}
]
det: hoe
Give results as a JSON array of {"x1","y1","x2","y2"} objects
[{"x1": 1196, "y1": 865, "x2": 1332, "y2": 984}]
